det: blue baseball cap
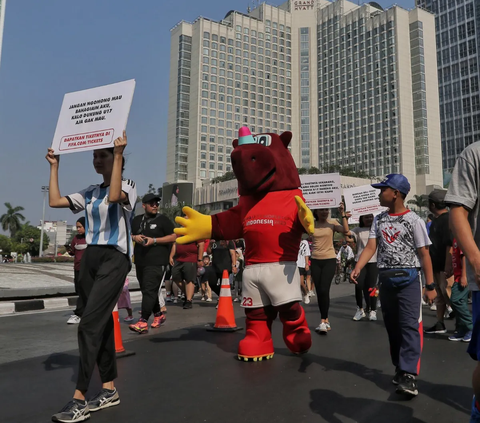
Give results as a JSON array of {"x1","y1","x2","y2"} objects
[{"x1": 371, "y1": 174, "x2": 411, "y2": 195}]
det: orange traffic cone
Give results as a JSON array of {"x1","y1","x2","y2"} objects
[
  {"x1": 207, "y1": 270, "x2": 243, "y2": 332},
  {"x1": 113, "y1": 304, "x2": 135, "y2": 358}
]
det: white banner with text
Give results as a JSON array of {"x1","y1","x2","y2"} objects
[{"x1": 51, "y1": 79, "x2": 136, "y2": 154}]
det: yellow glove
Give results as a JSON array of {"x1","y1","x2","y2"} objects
[
  {"x1": 174, "y1": 206, "x2": 212, "y2": 244},
  {"x1": 295, "y1": 196, "x2": 314, "y2": 235}
]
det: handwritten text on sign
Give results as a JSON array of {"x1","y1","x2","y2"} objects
[
  {"x1": 300, "y1": 173, "x2": 342, "y2": 209},
  {"x1": 51, "y1": 79, "x2": 136, "y2": 155}
]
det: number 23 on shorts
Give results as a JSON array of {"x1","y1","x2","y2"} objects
[{"x1": 242, "y1": 297, "x2": 253, "y2": 307}]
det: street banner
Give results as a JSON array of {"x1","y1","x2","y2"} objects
[
  {"x1": 343, "y1": 184, "x2": 387, "y2": 224},
  {"x1": 51, "y1": 79, "x2": 136, "y2": 154},
  {"x1": 300, "y1": 173, "x2": 342, "y2": 209}
]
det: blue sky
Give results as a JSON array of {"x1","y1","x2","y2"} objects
[{"x1": 0, "y1": 0, "x2": 414, "y2": 228}]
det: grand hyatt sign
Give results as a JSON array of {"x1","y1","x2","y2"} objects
[{"x1": 294, "y1": 0, "x2": 314, "y2": 10}]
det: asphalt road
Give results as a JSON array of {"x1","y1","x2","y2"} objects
[{"x1": 0, "y1": 290, "x2": 474, "y2": 423}]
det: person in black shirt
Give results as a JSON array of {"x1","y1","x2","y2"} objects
[
  {"x1": 129, "y1": 194, "x2": 175, "y2": 334},
  {"x1": 424, "y1": 190, "x2": 453, "y2": 334},
  {"x1": 207, "y1": 240, "x2": 236, "y2": 282}
]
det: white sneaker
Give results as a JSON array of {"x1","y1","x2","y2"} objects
[
  {"x1": 309, "y1": 291, "x2": 316, "y2": 297},
  {"x1": 201, "y1": 296, "x2": 206, "y2": 301},
  {"x1": 430, "y1": 303, "x2": 437, "y2": 311},
  {"x1": 67, "y1": 315, "x2": 81, "y2": 324},
  {"x1": 369, "y1": 310, "x2": 377, "y2": 321},
  {"x1": 353, "y1": 307, "x2": 366, "y2": 321},
  {"x1": 303, "y1": 294, "x2": 311, "y2": 305},
  {"x1": 206, "y1": 298, "x2": 212, "y2": 302},
  {"x1": 325, "y1": 322, "x2": 331, "y2": 331},
  {"x1": 315, "y1": 322, "x2": 328, "y2": 334}
]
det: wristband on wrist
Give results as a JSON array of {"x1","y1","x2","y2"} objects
[
  {"x1": 425, "y1": 282, "x2": 436, "y2": 291},
  {"x1": 342, "y1": 215, "x2": 348, "y2": 219},
  {"x1": 153, "y1": 238, "x2": 157, "y2": 245}
]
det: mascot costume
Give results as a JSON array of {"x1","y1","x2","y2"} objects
[{"x1": 175, "y1": 127, "x2": 314, "y2": 361}]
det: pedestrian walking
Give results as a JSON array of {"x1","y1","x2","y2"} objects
[
  {"x1": 310, "y1": 203, "x2": 351, "y2": 334},
  {"x1": 351, "y1": 174, "x2": 435, "y2": 397},
  {"x1": 47, "y1": 131, "x2": 137, "y2": 422},
  {"x1": 129, "y1": 194, "x2": 175, "y2": 334},
  {"x1": 424, "y1": 189, "x2": 454, "y2": 335},
  {"x1": 119, "y1": 277, "x2": 133, "y2": 322},
  {"x1": 447, "y1": 238, "x2": 473, "y2": 342},
  {"x1": 66, "y1": 216, "x2": 87, "y2": 324},
  {"x1": 347, "y1": 214, "x2": 378, "y2": 321},
  {"x1": 444, "y1": 141, "x2": 480, "y2": 422}
]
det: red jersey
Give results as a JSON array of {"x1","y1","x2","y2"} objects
[
  {"x1": 452, "y1": 239, "x2": 463, "y2": 282},
  {"x1": 175, "y1": 242, "x2": 198, "y2": 263},
  {"x1": 240, "y1": 189, "x2": 304, "y2": 265}
]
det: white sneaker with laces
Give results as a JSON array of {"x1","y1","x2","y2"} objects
[
  {"x1": 353, "y1": 307, "x2": 366, "y2": 321},
  {"x1": 67, "y1": 315, "x2": 81, "y2": 324},
  {"x1": 315, "y1": 322, "x2": 328, "y2": 334},
  {"x1": 430, "y1": 303, "x2": 437, "y2": 311},
  {"x1": 303, "y1": 294, "x2": 310, "y2": 305},
  {"x1": 369, "y1": 310, "x2": 377, "y2": 321}
]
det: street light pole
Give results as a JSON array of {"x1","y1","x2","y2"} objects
[{"x1": 39, "y1": 186, "x2": 48, "y2": 258}]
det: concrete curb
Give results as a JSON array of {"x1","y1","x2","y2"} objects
[{"x1": 0, "y1": 291, "x2": 144, "y2": 316}]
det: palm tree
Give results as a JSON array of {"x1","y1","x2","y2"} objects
[
  {"x1": 0, "y1": 203, "x2": 26, "y2": 238},
  {"x1": 407, "y1": 195, "x2": 429, "y2": 217}
]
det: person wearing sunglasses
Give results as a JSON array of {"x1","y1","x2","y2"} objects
[{"x1": 129, "y1": 193, "x2": 176, "y2": 334}]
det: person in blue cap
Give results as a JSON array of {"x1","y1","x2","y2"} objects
[{"x1": 351, "y1": 174, "x2": 435, "y2": 397}]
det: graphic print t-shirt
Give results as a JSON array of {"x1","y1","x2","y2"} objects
[
  {"x1": 297, "y1": 239, "x2": 311, "y2": 268},
  {"x1": 241, "y1": 190, "x2": 304, "y2": 265},
  {"x1": 369, "y1": 210, "x2": 431, "y2": 269}
]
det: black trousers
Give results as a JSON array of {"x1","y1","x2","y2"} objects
[
  {"x1": 73, "y1": 270, "x2": 84, "y2": 317},
  {"x1": 76, "y1": 246, "x2": 130, "y2": 392},
  {"x1": 355, "y1": 262, "x2": 378, "y2": 311},
  {"x1": 311, "y1": 258, "x2": 337, "y2": 320},
  {"x1": 136, "y1": 265, "x2": 166, "y2": 320}
]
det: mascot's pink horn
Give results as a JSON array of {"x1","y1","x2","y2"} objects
[{"x1": 238, "y1": 126, "x2": 256, "y2": 145}]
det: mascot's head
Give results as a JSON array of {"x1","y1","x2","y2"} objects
[{"x1": 231, "y1": 127, "x2": 301, "y2": 196}]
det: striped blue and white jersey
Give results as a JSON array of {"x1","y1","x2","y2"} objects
[{"x1": 66, "y1": 179, "x2": 137, "y2": 257}]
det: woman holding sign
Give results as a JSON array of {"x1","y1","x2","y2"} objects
[
  {"x1": 311, "y1": 203, "x2": 351, "y2": 335},
  {"x1": 46, "y1": 131, "x2": 136, "y2": 423}
]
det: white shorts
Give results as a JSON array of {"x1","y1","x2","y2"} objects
[{"x1": 240, "y1": 262, "x2": 302, "y2": 308}]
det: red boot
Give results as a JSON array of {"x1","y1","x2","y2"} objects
[
  {"x1": 280, "y1": 305, "x2": 312, "y2": 354},
  {"x1": 238, "y1": 309, "x2": 275, "y2": 361}
]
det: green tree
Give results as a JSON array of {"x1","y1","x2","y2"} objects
[
  {"x1": 407, "y1": 194, "x2": 429, "y2": 217},
  {"x1": 0, "y1": 235, "x2": 12, "y2": 255},
  {"x1": 211, "y1": 171, "x2": 236, "y2": 184},
  {"x1": 0, "y1": 202, "x2": 26, "y2": 238},
  {"x1": 13, "y1": 225, "x2": 49, "y2": 257},
  {"x1": 297, "y1": 167, "x2": 308, "y2": 175},
  {"x1": 147, "y1": 183, "x2": 162, "y2": 197}
]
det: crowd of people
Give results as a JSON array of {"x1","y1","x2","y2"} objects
[{"x1": 45, "y1": 130, "x2": 480, "y2": 423}]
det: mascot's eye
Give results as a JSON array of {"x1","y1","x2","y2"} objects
[{"x1": 253, "y1": 135, "x2": 272, "y2": 147}]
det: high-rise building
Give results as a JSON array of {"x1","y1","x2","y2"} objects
[
  {"x1": 416, "y1": 0, "x2": 480, "y2": 173},
  {"x1": 0, "y1": 0, "x2": 6, "y2": 69},
  {"x1": 166, "y1": 0, "x2": 443, "y2": 195}
]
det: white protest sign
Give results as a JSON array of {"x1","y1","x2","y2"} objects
[
  {"x1": 300, "y1": 173, "x2": 342, "y2": 209},
  {"x1": 343, "y1": 185, "x2": 388, "y2": 223},
  {"x1": 51, "y1": 79, "x2": 136, "y2": 154}
]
